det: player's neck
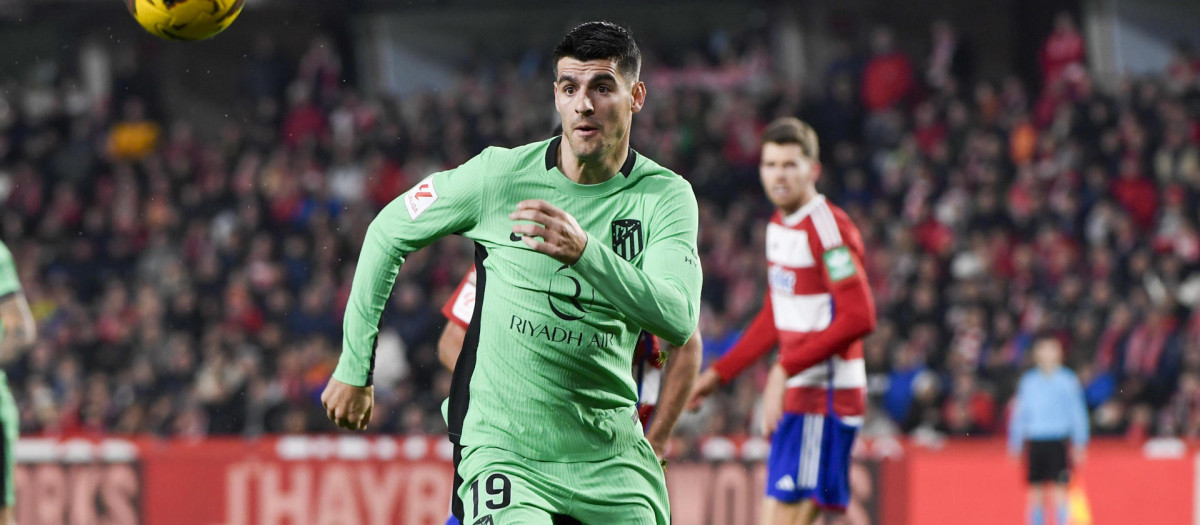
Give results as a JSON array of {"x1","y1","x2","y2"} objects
[
  {"x1": 778, "y1": 188, "x2": 820, "y2": 217},
  {"x1": 557, "y1": 139, "x2": 629, "y2": 185}
]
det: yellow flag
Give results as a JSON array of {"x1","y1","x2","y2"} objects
[{"x1": 1068, "y1": 479, "x2": 1092, "y2": 525}]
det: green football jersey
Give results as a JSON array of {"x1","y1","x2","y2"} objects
[
  {"x1": 334, "y1": 137, "x2": 702, "y2": 461},
  {"x1": 0, "y1": 241, "x2": 18, "y2": 299},
  {"x1": 0, "y1": 240, "x2": 21, "y2": 343}
]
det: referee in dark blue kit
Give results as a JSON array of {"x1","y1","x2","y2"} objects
[{"x1": 1008, "y1": 331, "x2": 1089, "y2": 525}]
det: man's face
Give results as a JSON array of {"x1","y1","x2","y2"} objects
[
  {"x1": 1034, "y1": 339, "x2": 1061, "y2": 370},
  {"x1": 554, "y1": 57, "x2": 645, "y2": 163},
  {"x1": 759, "y1": 142, "x2": 818, "y2": 213}
]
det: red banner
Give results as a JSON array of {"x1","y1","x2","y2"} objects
[{"x1": 12, "y1": 436, "x2": 1196, "y2": 525}]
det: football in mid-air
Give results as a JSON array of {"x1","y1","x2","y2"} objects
[{"x1": 125, "y1": 0, "x2": 246, "y2": 41}]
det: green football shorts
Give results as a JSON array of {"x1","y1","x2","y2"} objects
[{"x1": 455, "y1": 438, "x2": 669, "y2": 524}]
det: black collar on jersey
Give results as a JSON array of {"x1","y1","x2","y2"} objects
[{"x1": 546, "y1": 135, "x2": 638, "y2": 177}]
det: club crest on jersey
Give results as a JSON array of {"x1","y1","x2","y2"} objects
[
  {"x1": 473, "y1": 516, "x2": 495, "y2": 525},
  {"x1": 611, "y1": 219, "x2": 643, "y2": 261},
  {"x1": 404, "y1": 176, "x2": 438, "y2": 220}
]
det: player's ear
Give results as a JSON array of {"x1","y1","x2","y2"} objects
[
  {"x1": 553, "y1": 81, "x2": 564, "y2": 112},
  {"x1": 809, "y1": 160, "x2": 822, "y2": 183},
  {"x1": 631, "y1": 81, "x2": 646, "y2": 114}
]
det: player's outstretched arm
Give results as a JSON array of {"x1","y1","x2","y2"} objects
[
  {"x1": 327, "y1": 154, "x2": 484, "y2": 429},
  {"x1": 647, "y1": 331, "x2": 702, "y2": 457},
  {"x1": 711, "y1": 294, "x2": 779, "y2": 382},
  {"x1": 688, "y1": 295, "x2": 779, "y2": 411}
]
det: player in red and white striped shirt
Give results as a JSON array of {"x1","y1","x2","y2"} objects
[{"x1": 689, "y1": 117, "x2": 876, "y2": 525}]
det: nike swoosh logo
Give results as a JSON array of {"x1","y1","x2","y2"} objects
[{"x1": 510, "y1": 232, "x2": 523, "y2": 242}]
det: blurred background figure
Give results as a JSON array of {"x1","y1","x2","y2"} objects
[{"x1": 1008, "y1": 333, "x2": 1089, "y2": 525}]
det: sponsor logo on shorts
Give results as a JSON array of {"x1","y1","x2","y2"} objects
[{"x1": 775, "y1": 474, "x2": 796, "y2": 492}]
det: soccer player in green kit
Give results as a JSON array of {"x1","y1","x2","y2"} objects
[
  {"x1": 0, "y1": 239, "x2": 36, "y2": 525},
  {"x1": 322, "y1": 21, "x2": 701, "y2": 525}
]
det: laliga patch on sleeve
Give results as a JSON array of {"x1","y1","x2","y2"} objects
[
  {"x1": 404, "y1": 176, "x2": 439, "y2": 220},
  {"x1": 823, "y1": 246, "x2": 856, "y2": 282}
]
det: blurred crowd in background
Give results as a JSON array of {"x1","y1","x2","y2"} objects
[{"x1": 3, "y1": 12, "x2": 1200, "y2": 454}]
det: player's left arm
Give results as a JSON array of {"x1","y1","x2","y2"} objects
[
  {"x1": 512, "y1": 181, "x2": 701, "y2": 346},
  {"x1": 438, "y1": 322, "x2": 467, "y2": 373},
  {"x1": 0, "y1": 244, "x2": 35, "y2": 364},
  {"x1": 1008, "y1": 375, "x2": 1030, "y2": 457},
  {"x1": 437, "y1": 269, "x2": 476, "y2": 373},
  {"x1": 646, "y1": 331, "x2": 702, "y2": 458},
  {"x1": 0, "y1": 293, "x2": 35, "y2": 364},
  {"x1": 777, "y1": 217, "x2": 877, "y2": 376},
  {"x1": 326, "y1": 151, "x2": 486, "y2": 430}
]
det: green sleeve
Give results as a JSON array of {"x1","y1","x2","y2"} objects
[
  {"x1": 332, "y1": 150, "x2": 486, "y2": 387},
  {"x1": 0, "y1": 241, "x2": 20, "y2": 299},
  {"x1": 572, "y1": 181, "x2": 701, "y2": 347},
  {"x1": 0, "y1": 241, "x2": 18, "y2": 342}
]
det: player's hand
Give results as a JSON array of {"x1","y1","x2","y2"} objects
[
  {"x1": 1072, "y1": 446, "x2": 1086, "y2": 466},
  {"x1": 761, "y1": 364, "x2": 787, "y2": 437},
  {"x1": 320, "y1": 378, "x2": 374, "y2": 431},
  {"x1": 687, "y1": 369, "x2": 722, "y2": 411},
  {"x1": 510, "y1": 200, "x2": 588, "y2": 265}
]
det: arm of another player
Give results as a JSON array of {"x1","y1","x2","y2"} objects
[
  {"x1": 511, "y1": 182, "x2": 702, "y2": 346},
  {"x1": 761, "y1": 361, "x2": 788, "y2": 436},
  {"x1": 437, "y1": 268, "x2": 476, "y2": 373},
  {"x1": 324, "y1": 153, "x2": 486, "y2": 431},
  {"x1": 688, "y1": 294, "x2": 780, "y2": 410},
  {"x1": 646, "y1": 331, "x2": 702, "y2": 458},
  {"x1": 438, "y1": 320, "x2": 467, "y2": 373}
]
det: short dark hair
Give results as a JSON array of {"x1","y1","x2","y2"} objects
[
  {"x1": 553, "y1": 21, "x2": 642, "y2": 83},
  {"x1": 761, "y1": 117, "x2": 819, "y2": 160},
  {"x1": 1033, "y1": 329, "x2": 1061, "y2": 346}
]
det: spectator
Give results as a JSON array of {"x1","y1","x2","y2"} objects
[
  {"x1": 1039, "y1": 12, "x2": 1086, "y2": 90},
  {"x1": 862, "y1": 26, "x2": 914, "y2": 113},
  {"x1": 105, "y1": 98, "x2": 160, "y2": 162},
  {"x1": 925, "y1": 19, "x2": 975, "y2": 91},
  {"x1": 942, "y1": 371, "x2": 997, "y2": 436}
]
